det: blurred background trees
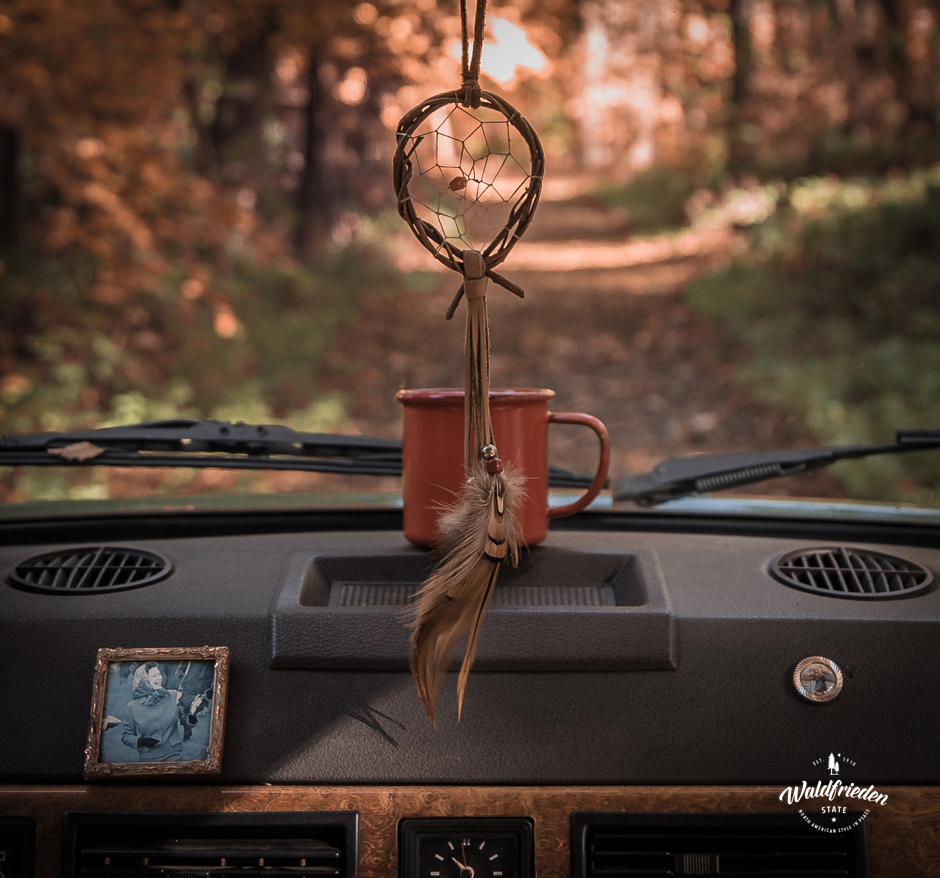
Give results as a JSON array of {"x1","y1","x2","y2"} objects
[
  {"x1": 0, "y1": 1, "x2": 571, "y2": 438},
  {"x1": 1, "y1": 0, "x2": 938, "y2": 503},
  {"x1": 573, "y1": 0, "x2": 940, "y2": 181}
]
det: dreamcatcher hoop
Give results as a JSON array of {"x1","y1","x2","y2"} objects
[{"x1": 393, "y1": 87, "x2": 544, "y2": 313}]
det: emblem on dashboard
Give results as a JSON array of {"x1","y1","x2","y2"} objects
[{"x1": 793, "y1": 656, "x2": 843, "y2": 702}]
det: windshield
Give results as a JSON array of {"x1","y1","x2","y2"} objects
[{"x1": 1, "y1": 1, "x2": 937, "y2": 516}]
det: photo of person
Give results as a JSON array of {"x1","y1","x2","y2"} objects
[{"x1": 98, "y1": 659, "x2": 215, "y2": 765}]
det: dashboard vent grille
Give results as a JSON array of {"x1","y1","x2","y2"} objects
[
  {"x1": 64, "y1": 812, "x2": 356, "y2": 878},
  {"x1": 572, "y1": 813, "x2": 867, "y2": 878},
  {"x1": 8, "y1": 546, "x2": 171, "y2": 594},
  {"x1": 770, "y1": 546, "x2": 933, "y2": 599}
]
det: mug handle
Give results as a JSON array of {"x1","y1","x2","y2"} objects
[{"x1": 546, "y1": 412, "x2": 610, "y2": 519}]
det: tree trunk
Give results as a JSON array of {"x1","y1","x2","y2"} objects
[
  {"x1": 209, "y1": 34, "x2": 273, "y2": 188},
  {"x1": 729, "y1": 0, "x2": 752, "y2": 106},
  {"x1": 0, "y1": 124, "x2": 19, "y2": 246},
  {"x1": 877, "y1": 0, "x2": 935, "y2": 127},
  {"x1": 727, "y1": 0, "x2": 754, "y2": 170},
  {"x1": 294, "y1": 53, "x2": 340, "y2": 257}
]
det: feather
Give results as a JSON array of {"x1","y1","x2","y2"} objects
[{"x1": 410, "y1": 461, "x2": 524, "y2": 726}]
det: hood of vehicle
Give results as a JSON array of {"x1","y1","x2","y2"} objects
[
  {"x1": 2, "y1": 489, "x2": 939, "y2": 528},
  {"x1": 0, "y1": 490, "x2": 405, "y2": 521}
]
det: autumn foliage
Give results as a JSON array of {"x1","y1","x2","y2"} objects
[
  {"x1": 0, "y1": 1, "x2": 460, "y2": 447},
  {"x1": 1, "y1": 2, "x2": 229, "y2": 298},
  {"x1": 0, "y1": 0, "x2": 938, "y2": 504}
]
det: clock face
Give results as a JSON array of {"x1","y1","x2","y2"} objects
[
  {"x1": 399, "y1": 818, "x2": 533, "y2": 878},
  {"x1": 420, "y1": 834, "x2": 514, "y2": 877}
]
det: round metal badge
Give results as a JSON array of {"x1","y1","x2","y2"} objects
[{"x1": 793, "y1": 656, "x2": 844, "y2": 702}]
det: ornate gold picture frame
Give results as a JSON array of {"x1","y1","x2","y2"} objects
[{"x1": 84, "y1": 646, "x2": 230, "y2": 779}]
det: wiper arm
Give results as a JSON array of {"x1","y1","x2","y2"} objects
[
  {"x1": 0, "y1": 418, "x2": 403, "y2": 476},
  {"x1": 614, "y1": 428, "x2": 940, "y2": 506},
  {"x1": 0, "y1": 418, "x2": 600, "y2": 487}
]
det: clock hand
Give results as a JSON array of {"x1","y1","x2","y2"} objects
[{"x1": 456, "y1": 842, "x2": 474, "y2": 878}]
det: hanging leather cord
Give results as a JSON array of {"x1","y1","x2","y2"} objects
[
  {"x1": 459, "y1": 0, "x2": 487, "y2": 108},
  {"x1": 461, "y1": 250, "x2": 494, "y2": 475}
]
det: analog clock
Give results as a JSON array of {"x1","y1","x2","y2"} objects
[{"x1": 399, "y1": 818, "x2": 533, "y2": 878}]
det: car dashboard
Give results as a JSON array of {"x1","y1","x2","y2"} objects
[{"x1": 1, "y1": 502, "x2": 939, "y2": 877}]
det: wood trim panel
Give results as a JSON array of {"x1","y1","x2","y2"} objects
[{"x1": 2, "y1": 784, "x2": 938, "y2": 877}]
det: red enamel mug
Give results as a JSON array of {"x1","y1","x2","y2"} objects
[{"x1": 397, "y1": 388, "x2": 610, "y2": 548}]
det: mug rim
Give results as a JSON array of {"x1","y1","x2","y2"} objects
[{"x1": 396, "y1": 388, "x2": 556, "y2": 405}]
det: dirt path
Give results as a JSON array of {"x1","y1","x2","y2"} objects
[{"x1": 324, "y1": 177, "x2": 843, "y2": 500}]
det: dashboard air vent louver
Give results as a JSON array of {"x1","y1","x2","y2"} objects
[
  {"x1": 7, "y1": 546, "x2": 171, "y2": 594},
  {"x1": 64, "y1": 811, "x2": 357, "y2": 878},
  {"x1": 770, "y1": 546, "x2": 933, "y2": 599},
  {"x1": 572, "y1": 813, "x2": 867, "y2": 878},
  {"x1": 80, "y1": 837, "x2": 341, "y2": 876}
]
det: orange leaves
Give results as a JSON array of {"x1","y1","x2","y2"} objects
[
  {"x1": 1, "y1": 0, "x2": 460, "y2": 325},
  {"x1": 0, "y1": 0, "x2": 235, "y2": 305},
  {"x1": 75, "y1": 138, "x2": 106, "y2": 162},
  {"x1": 181, "y1": 275, "x2": 206, "y2": 301},
  {"x1": 211, "y1": 302, "x2": 240, "y2": 339}
]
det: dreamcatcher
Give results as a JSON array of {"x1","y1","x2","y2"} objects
[{"x1": 393, "y1": 0, "x2": 544, "y2": 726}]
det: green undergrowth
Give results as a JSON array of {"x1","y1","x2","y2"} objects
[
  {"x1": 685, "y1": 169, "x2": 940, "y2": 505},
  {"x1": 591, "y1": 167, "x2": 698, "y2": 234}
]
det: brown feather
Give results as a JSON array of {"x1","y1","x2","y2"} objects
[{"x1": 409, "y1": 461, "x2": 524, "y2": 726}]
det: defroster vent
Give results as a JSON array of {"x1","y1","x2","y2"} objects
[
  {"x1": 770, "y1": 546, "x2": 933, "y2": 599},
  {"x1": 572, "y1": 813, "x2": 867, "y2": 878},
  {"x1": 8, "y1": 546, "x2": 171, "y2": 594},
  {"x1": 64, "y1": 811, "x2": 357, "y2": 878}
]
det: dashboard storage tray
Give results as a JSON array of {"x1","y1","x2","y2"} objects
[{"x1": 270, "y1": 541, "x2": 675, "y2": 670}]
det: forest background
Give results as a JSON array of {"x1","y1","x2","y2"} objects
[{"x1": 1, "y1": 0, "x2": 938, "y2": 505}]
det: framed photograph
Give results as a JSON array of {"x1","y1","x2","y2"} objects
[{"x1": 84, "y1": 646, "x2": 230, "y2": 779}]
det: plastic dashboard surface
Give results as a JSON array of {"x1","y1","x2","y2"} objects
[{"x1": 0, "y1": 506, "x2": 939, "y2": 875}]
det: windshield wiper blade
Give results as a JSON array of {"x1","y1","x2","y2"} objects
[
  {"x1": 0, "y1": 418, "x2": 404, "y2": 476},
  {"x1": 0, "y1": 418, "x2": 600, "y2": 487},
  {"x1": 614, "y1": 428, "x2": 940, "y2": 506}
]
